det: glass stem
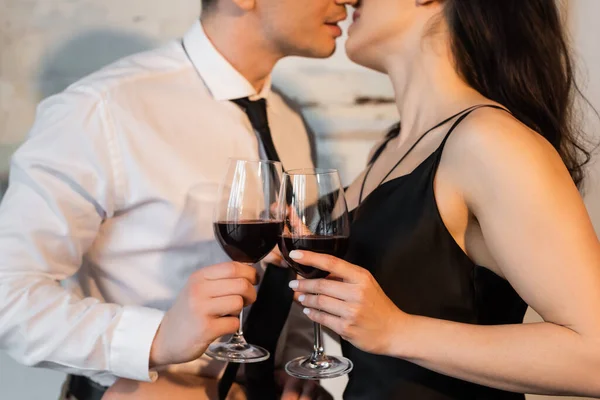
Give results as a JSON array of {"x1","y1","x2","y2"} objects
[
  {"x1": 236, "y1": 308, "x2": 244, "y2": 337},
  {"x1": 227, "y1": 309, "x2": 247, "y2": 346},
  {"x1": 309, "y1": 322, "x2": 328, "y2": 364},
  {"x1": 227, "y1": 263, "x2": 252, "y2": 345}
]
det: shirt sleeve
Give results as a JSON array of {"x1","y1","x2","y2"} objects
[{"x1": 0, "y1": 86, "x2": 164, "y2": 382}]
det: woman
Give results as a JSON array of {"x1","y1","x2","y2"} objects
[{"x1": 289, "y1": 0, "x2": 600, "y2": 398}]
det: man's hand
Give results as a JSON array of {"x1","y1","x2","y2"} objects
[
  {"x1": 276, "y1": 370, "x2": 334, "y2": 400},
  {"x1": 149, "y1": 262, "x2": 258, "y2": 367},
  {"x1": 262, "y1": 245, "x2": 288, "y2": 268}
]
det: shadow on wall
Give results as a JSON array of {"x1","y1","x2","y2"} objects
[{"x1": 36, "y1": 29, "x2": 158, "y2": 100}]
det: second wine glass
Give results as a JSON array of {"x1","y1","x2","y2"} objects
[
  {"x1": 278, "y1": 168, "x2": 353, "y2": 380},
  {"x1": 207, "y1": 159, "x2": 283, "y2": 363}
]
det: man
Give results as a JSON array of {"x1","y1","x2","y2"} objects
[{"x1": 0, "y1": 0, "x2": 356, "y2": 398}]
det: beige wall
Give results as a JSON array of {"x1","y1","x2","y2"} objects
[
  {"x1": 0, "y1": 0, "x2": 599, "y2": 399},
  {"x1": 574, "y1": 0, "x2": 600, "y2": 235}
]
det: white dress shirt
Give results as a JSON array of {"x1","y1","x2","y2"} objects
[{"x1": 0, "y1": 21, "x2": 314, "y2": 387}]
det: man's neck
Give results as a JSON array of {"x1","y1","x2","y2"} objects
[{"x1": 201, "y1": 14, "x2": 282, "y2": 93}]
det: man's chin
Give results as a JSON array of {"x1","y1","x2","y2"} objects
[{"x1": 296, "y1": 43, "x2": 337, "y2": 59}]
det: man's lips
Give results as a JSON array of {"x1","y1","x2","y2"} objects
[
  {"x1": 325, "y1": 23, "x2": 343, "y2": 37},
  {"x1": 324, "y1": 14, "x2": 345, "y2": 37}
]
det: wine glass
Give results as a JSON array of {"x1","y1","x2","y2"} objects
[
  {"x1": 277, "y1": 168, "x2": 353, "y2": 379},
  {"x1": 207, "y1": 159, "x2": 283, "y2": 363}
]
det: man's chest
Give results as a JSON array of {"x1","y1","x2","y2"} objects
[{"x1": 88, "y1": 104, "x2": 314, "y2": 271}]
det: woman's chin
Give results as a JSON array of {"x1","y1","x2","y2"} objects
[
  {"x1": 345, "y1": 37, "x2": 364, "y2": 64},
  {"x1": 346, "y1": 39, "x2": 383, "y2": 72}
]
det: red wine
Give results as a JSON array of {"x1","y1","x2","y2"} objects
[
  {"x1": 214, "y1": 220, "x2": 282, "y2": 264},
  {"x1": 279, "y1": 235, "x2": 349, "y2": 279}
]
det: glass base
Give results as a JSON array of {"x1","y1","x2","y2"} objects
[
  {"x1": 205, "y1": 341, "x2": 270, "y2": 363},
  {"x1": 285, "y1": 354, "x2": 353, "y2": 380}
]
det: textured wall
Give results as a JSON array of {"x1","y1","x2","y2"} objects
[
  {"x1": 0, "y1": 0, "x2": 599, "y2": 399},
  {"x1": 573, "y1": 0, "x2": 600, "y2": 237}
]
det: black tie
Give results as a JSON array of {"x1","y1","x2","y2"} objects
[
  {"x1": 218, "y1": 97, "x2": 296, "y2": 400},
  {"x1": 232, "y1": 98, "x2": 279, "y2": 162}
]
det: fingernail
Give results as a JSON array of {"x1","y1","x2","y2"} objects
[
  {"x1": 298, "y1": 294, "x2": 306, "y2": 302},
  {"x1": 289, "y1": 250, "x2": 303, "y2": 260},
  {"x1": 303, "y1": 308, "x2": 311, "y2": 315},
  {"x1": 289, "y1": 280, "x2": 299, "y2": 289}
]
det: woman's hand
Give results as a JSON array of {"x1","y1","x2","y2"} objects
[{"x1": 287, "y1": 250, "x2": 410, "y2": 355}]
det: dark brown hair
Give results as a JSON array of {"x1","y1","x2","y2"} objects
[{"x1": 444, "y1": 0, "x2": 594, "y2": 189}]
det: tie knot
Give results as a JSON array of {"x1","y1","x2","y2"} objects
[
  {"x1": 231, "y1": 97, "x2": 280, "y2": 163},
  {"x1": 232, "y1": 97, "x2": 268, "y2": 132}
]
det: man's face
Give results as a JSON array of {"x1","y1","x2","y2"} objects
[{"x1": 256, "y1": 0, "x2": 349, "y2": 58}]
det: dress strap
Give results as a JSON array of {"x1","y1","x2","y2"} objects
[
  {"x1": 436, "y1": 104, "x2": 511, "y2": 153},
  {"x1": 359, "y1": 104, "x2": 504, "y2": 203}
]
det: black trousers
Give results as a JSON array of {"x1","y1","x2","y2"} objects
[{"x1": 62, "y1": 375, "x2": 108, "y2": 400}]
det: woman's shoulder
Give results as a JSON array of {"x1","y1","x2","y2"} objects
[
  {"x1": 439, "y1": 106, "x2": 574, "y2": 207},
  {"x1": 443, "y1": 106, "x2": 563, "y2": 174}
]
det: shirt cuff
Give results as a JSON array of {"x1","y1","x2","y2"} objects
[{"x1": 110, "y1": 306, "x2": 165, "y2": 382}]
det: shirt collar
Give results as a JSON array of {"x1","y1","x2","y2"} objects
[{"x1": 182, "y1": 20, "x2": 272, "y2": 101}]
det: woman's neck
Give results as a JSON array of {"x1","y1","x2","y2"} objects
[{"x1": 383, "y1": 39, "x2": 487, "y2": 146}]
